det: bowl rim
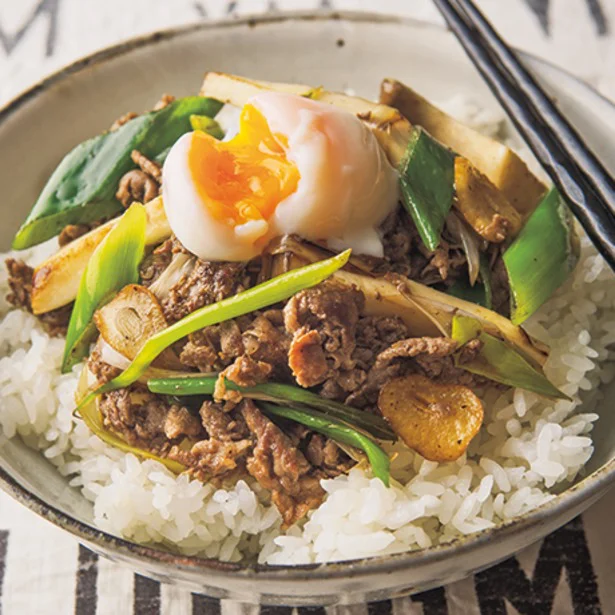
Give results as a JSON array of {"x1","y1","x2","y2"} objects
[{"x1": 1, "y1": 9, "x2": 613, "y2": 580}]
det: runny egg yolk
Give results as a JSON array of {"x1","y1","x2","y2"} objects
[{"x1": 187, "y1": 104, "x2": 300, "y2": 232}]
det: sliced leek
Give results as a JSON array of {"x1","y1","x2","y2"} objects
[
  {"x1": 62, "y1": 204, "x2": 146, "y2": 372},
  {"x1": 452, "y1": 315, "x2": 567, "y2": 399},
  {"x1": 503, "y1": 188, "x2": 579, "y2": 325}
]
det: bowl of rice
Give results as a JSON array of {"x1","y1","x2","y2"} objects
[{"x1": 0, "y1": 12, "x2": 614, "y2": 605}]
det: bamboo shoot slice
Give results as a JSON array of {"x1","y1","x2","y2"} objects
[{"x1": 380, "y1": 78, "x2": 546, "y2": 217}]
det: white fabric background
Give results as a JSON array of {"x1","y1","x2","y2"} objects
[{"x1": 0, "y1": 1, "x2": 614, "y2": 613}]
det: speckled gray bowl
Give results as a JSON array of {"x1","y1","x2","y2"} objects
[{"x1": 0, "y1": 12, "x2": 614, "y2": 606}]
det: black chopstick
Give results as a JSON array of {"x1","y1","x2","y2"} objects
[
  {"x1": 455, "y1": 0, "x2": 615, "y2": 216},
  {"x1": 432, "y1": 0, "x2": 615, "y2": 270}
]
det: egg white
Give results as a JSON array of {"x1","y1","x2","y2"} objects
[
  {"x1": 162, "y1": 133, "x2": 270, "y2": 261},
  {"x1": 162, "y1": 93, "x2": 399, "y2": 262}
]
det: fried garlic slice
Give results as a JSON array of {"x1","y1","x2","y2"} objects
[{"x1": 378, "y1": 374, "x2": 484, "y2": 462}]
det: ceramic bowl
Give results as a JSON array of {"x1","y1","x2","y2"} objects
[{"x1": 0, "y1": 11, "x2": 614, "y2": 606}]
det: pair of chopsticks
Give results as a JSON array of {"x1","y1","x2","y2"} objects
[{"x1": 433, "y1": 0, "x2": 615, "y2": 270}]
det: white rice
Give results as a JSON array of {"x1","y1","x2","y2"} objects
[{"x1": 1, "y1": 104, "x2": 614, "y2": 565}]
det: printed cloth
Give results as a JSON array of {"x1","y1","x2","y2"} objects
[{"x1": 0, "y1": 1, "x2": 613, "y2": 613}]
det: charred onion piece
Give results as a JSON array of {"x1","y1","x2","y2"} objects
[
  {"x1": 454, "y1": 157, "x2": 522, "y2": 243},
  {"x1": 378, "y1": 374, "x2": 484, "y2": 462}
]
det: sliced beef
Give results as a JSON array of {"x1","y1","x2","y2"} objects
[
  {"x1": 377, "y1": 208, "x2": 485, "y2": 290},
  {"x1": 184, "y1": 438, "x2": 253, "y2": 479},
  {"x1": 241, "y1": 400, "x2": 324, "y2": 527},
  {"x1": 164, "y1": 406, "x2": 203, "y2": 440},
  {"x1": 98, "y1": 384, "x2": 202, "y2": 452},
  {"x1": 241, "y1": 311, "x2": 290, "y2": 376},
  {"x1": 171, "y1": 401, "x2": 253, "y2": 480},
  {"x1": 287, "y1": 329, "x2": 329, "y2": 388},
  {"x1": 199, "y1": 401, "x2": 250, "y2": 441},
  {"x1": 116, "y1": 169, "x2": 159, "y2": 207},
  {"x1": 375, "y1": 336, "x2": 458, "y2": 364},
  {"x1": 346, "y1": 336, "x2": 479, "y2": 407},
  {"x1": 378, "y1": 208, "x2": 422, "y2": 277},
  {"x1": 5, "y1": 258, "x2": 72, "y2": 336},
  {"x1": 131, "y1": 149, "x2": 162, "y2": 182},
  {"x1": 222, "y1": 355, "x2": 272, "y2": 388},
  {"x1": 180, "y1": 310, "x2": 290, "y2": 379},
  {"x1": 417, "y1": 240, "x2": 467, "y2": 287},
  {"x1": 161, "y1": 259, "x2": 246, "y2": 323},
  {"x1": 304, "y1": 434, "x2": 354, "y2": 478},
  {"x1": 284, "y1": 284, "x2": 363, "y2": 387},
  {"x1": 179, "y1": 328, "x2": 222, "y2": 372}
]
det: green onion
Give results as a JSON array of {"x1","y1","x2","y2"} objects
[
  {"x1": 147, "y1": 375, "x2": 395, "y2": 440},
  {"x1": 13, "y1": 97, "x2": 222, "y2": 249},
  {"x1": 62, "y1": 204, "x2": 146, "y2": 372},
  {"x1": 190, "y1": 114, "x2": 225, "y2": 140},
  {"x1": 399, "y1": 127, "x2": 455, "y2": 251},
  {"x1": 503, "y1": 187, "x2": 579, "y2": 325},
  {"x1": 259, "y1": 402, "x2": 390, "y2": 486},
  {"x1": 452, "y1": 314, "x2": 568, "y2": 399},
  {"x1": 76, "y1": 250, "x2": 351, "y2": 411}
]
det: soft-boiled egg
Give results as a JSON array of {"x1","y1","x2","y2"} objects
[{"x1": 162, "y1": 92, "x2": 399, "y2": 262}]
